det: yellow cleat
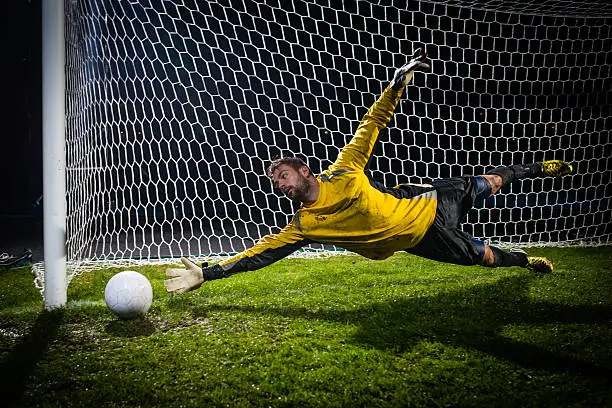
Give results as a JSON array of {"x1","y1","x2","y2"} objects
[
  {"x1": 540, "y1": 160, "x2": 573, "y2": 177},
  {"x1": 526, "y1": 256, "x2": 554, "y2": 274}
]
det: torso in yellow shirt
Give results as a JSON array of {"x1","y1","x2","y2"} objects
[{"x1": 295, "y1": 168, "x2": 437, "y2": 260}]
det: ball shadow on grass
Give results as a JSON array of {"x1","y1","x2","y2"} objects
[{"x1": 105, "y1": 314, "x2": 157, "y2": 338}]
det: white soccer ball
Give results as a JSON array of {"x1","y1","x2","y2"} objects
[{"x1": 104, "y1": 271, "x2": 153, "y2": 319}]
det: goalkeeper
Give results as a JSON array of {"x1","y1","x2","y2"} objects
[{"x1": 165, "y1": 48, "x2": 573, "y2": 294}]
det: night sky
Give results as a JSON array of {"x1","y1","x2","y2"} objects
[
  {"x1": 1, "y1": 1, "x2": 42, "y2": 259},
  {"x1": 2, "y1": 1, "x2": 42, "y2": 218}
]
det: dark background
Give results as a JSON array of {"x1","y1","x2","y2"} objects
[
  {"x1": 1, "y1": 1, "x2": 43, "y2": 260},
  {"x1": 1, "y1": 0, "x2": 610, "y2": 263}
]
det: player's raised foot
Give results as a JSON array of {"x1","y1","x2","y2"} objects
[
  {"x1": 525, "y1": 256, "x2": 554, "y2": 274},
  {"x1": 540, "y1": 160, "x2": 573, "y2": 177}
]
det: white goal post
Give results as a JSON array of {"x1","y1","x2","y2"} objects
[
  {"x1": 42, "y1": 0, "x2": 67, "y2": 309},
  {"x1": 40, "y1": 0, "x2": 611, "y2": 307}
]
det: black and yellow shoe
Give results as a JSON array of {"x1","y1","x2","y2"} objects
[
  {"x1": 0, "y1": 248, "x2": 33, "y2": 270},
  {"x1": 540, "y1": 160, "x2": 573, "y2": 177},
  {"x1": 525, "y1": 256, "x2": 554, "y2": 274}
]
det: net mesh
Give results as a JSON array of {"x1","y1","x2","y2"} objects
[{"x1": 43, "y1": 0, "x2": 612, "y2": 286}]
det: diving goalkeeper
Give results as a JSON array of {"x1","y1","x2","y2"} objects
[{"x1": 164, "y1": 48, "x2": 573, "y2": 294}]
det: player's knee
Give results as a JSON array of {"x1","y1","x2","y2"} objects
[
  {"x1": 480, "y1": 244, "x2": 496, "y2": 266},
  {"x1": 474, "y1": 176, "x2": 492, "y2": 199},
  {"x1": 478, "y1": 174, "x2": 502, "y2": 196},
  {"x1": 471, "y1": 238, "x2": 493, "y2": 266}
]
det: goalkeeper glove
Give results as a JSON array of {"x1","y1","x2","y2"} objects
[
  {"x1": 164, "y1": 258, "x2": 225, "y2": 294},
  {"x1": 391, "y1": 47, "x2": 430, "y2": 91}
]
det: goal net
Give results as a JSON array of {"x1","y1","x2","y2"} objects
[{"x1": 54, "y1": 0, "x2": 611, "y2": 283}]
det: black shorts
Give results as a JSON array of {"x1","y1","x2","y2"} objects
[{"x1": 406, "y1": 176, "x2": 485, "y2": 266}]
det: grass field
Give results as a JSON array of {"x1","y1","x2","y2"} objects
[{"x1": 1, "y1": 246, "x2": 611, "y2": 407}]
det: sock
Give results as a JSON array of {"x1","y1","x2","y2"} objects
[
  {"x1": 486, "y1": 163, "x2": 543, "y2": 188},
  {"x1": 489, "y1": 246, "x2": 528, "y2": 268}
]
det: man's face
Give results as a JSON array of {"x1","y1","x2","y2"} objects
[{"x1": 272, "y1": 164, "x2": 311, "y2": 202}]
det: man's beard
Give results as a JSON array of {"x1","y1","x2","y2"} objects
[{"x1": 285, "y1": 175, "x2": 310, "y2": 202}]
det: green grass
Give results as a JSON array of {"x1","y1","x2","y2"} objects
[{"x1": 1, "y1": 247, "x2": 611, "y2": 407}]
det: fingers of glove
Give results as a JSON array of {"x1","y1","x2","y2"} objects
[
  {"x1": 165, "y1": 267, "x2": 186, "y2": 277},
  {"x1": 181, "y1": 257, "x2": 200, "y2": 271},
  {"x1": 163, "y1": 277, "x2": 185, "y2": 292},
  {"x1": 412, "y1": 47, "x2": 423, "y2": 59},
  {"x1": 412, "y1": 47, "x2": 427, "y2": 62},
  {"x1": 402, "y1": 48, "x2": 428, "y2": 72}
]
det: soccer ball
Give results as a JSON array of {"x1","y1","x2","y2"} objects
[{"x1": 104, "y1": 271, "x2": 153, "y2": 319}]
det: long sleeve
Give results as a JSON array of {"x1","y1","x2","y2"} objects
[
  {"x1": 217, "y1": 220, "x2": 312, "y2": 274},
  {"x1": 330, "y1": 75, "x2": 412, "y2": 172}
]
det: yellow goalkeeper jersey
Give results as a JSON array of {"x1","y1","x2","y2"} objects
[{"x1": 220, "y1": 81, "x2": 438, "y2": 274}]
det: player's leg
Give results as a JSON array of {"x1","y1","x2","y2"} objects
[
  {"x1": 474, "y1": 160, "x2": 573, "y2": 199},
  {"x1": 408, "y1": 230, "x2": 553, "y2": 273},
  {"x1": 484, "y1": 160, "x2": 573, "y2": 191},
  {"x1": 479, "y1": 242, "x2": 553, "y2": 273},
  {"x1": 408, "y1": 171, "x2": 557, "y2": 272}
]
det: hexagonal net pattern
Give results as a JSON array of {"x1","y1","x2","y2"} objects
[{"x1": 62, "y1": 0, "x2": 611, "y2": 273}]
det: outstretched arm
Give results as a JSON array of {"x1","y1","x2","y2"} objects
[
  {"x1": 331, "y1": 48, "x2": 429, "y2": 172},
  {"x1": 164, "y1": 221, "x2": 311, "y2": 293},
  {"x1": 217, "y1": 221, "x2": 310, "y2": 275}
]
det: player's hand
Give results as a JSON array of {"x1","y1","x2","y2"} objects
[
  {"x1": 391, "y1": 48, "x2": 430, "y2": 90},
  {"x1": 164, "y1": 257, "x2": 204, "y2": 294}
]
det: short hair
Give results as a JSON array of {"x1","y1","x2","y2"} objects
[{"x1": 266, "y1": 156, "x2": 310, "y2": 179}]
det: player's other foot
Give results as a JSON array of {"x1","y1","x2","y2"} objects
[
  {"x1": 509, "y1": 248, "x2": 553, "y2": 274},
  {"x1": 540, "y1": 160, "x2": 573, "y2": 177},
  {"x1": 0, "y1": 248, "x2": 33, "y2": 269},
  {"x1": 525, "y1": 256, "x2": 554, "y2": 274}
]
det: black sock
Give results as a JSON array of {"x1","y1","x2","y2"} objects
[
  {"x1": 489, "y1": 246, "x2": 528, "y2": 268},
  {"x1": 486, "y1": 164, "x2": 543, "y2": 188}
]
